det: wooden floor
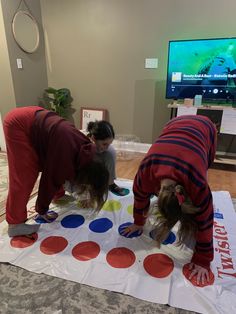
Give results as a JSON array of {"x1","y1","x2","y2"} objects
[
  {"x1": 116, "y1": 153, "x2": 236, "y2": 198},
  {"x1": 0, "y1": 154, "x2": 235, "y2": 225}
]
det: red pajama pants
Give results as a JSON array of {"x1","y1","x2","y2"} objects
[{"x1": 3, "y1": 106, "x2": 42, "y2": 224}]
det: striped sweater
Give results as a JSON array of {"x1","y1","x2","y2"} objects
[{"x1": 133, "y1": 115, "x2": 217, "y2": 267}]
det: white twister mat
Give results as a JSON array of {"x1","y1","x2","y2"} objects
[{"x1": 0, "y1": 180, "x2": 236, "y2": 314}]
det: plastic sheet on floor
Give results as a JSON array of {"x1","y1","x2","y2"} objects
[{"x1": 0, "y1": 180, "x2": 236, "y2": 314}]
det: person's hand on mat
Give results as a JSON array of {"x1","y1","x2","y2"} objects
[
  {"x1": 36, "y1": 212, "x2": 58, "y2": 223},
  {"x1": 53, "y1": 194, "x2": 75, "y2": 205},
  {"x1": 188, "y1": 263, "x2": 210, "y2": 285},
  {"x1": 79, "y1": 199, "x2": 93, "y2": 208},
  {"x1": 120, "y1": 223, "x2": 143, "y2": 237}
]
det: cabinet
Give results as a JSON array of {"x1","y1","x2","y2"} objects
[{"x1": 167, "y1": 104, "x2": 236, "y2": 165}]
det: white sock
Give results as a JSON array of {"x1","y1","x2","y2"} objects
[{"x1": 8, "y1": 223, "x2": 40, "y2": 237}]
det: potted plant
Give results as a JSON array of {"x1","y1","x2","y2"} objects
[{"x1": 39, "y1": 87, "x2": 73, "y2": 119}]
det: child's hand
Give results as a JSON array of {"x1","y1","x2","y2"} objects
[
  {"x1": 79, "y1": 199, "x2": 93, "y2": 208},
  {"x1": 188, "y1": 263, "x2": 210, "y2": 285},
  {"x1": 53, "y1": 194, "x2": 75, "y2": 205},
  {"x1": 120, "y1": 224, "x2": 143, "y2": 237}
]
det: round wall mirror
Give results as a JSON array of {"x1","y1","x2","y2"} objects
[{"x1": 12, "y1": 10, "x2": 40, "y2": 53}]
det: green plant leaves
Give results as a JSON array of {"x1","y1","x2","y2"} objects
[{"x1": 39, "y1": 87, "x2": 73, "y2": 118}]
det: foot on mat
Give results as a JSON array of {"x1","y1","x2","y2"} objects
[
  {"x1": 8, "y1": 223, "x2": 40, "y2": 237},
  {"x1": 109, "y1": 183, "x2": 130, "y2": 196}
]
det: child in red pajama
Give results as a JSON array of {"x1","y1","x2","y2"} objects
[
  {"x1": 122, "y1": 115, "x2": 217, "y2": 285},
  {"x1": 3, "y1": 106, "x2": 109, "y2": 237}
]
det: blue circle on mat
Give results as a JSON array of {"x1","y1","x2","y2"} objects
[
  {"x1": 89, "y1": 218, "x2": 113, "y2": 233},
  {"x1": 34, "y1": 210, "x2": 58, "y2": 224},
  {"x1": 61, "y1": 214, "x2": 85, "y2": 228},
  {"x1": 149, "y1": 230, "x2": 176, "y2": 245},
  {"x1": 118, "y1": 222, "x2": 142, "y2": 238},
  {"x1": 162, "y1": 232, "x2": 176, "y2": 244}
]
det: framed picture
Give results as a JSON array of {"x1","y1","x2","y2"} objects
[{"x1": 80, "y1": 107, "x2": 107, "y2": 130}]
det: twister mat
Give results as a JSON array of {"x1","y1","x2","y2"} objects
[{"x1": 0, "y1": 180, "x2": 236, "y2": 314}]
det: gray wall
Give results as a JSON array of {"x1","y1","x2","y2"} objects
[
  {"x1": 0, "y1": 0, "x2": 15, "y2": 119},
  {"x1": 40, "y1": 0, "x2": 174, "y2": 141},
  {"x1": 40, "y1": 0, "x2": 236, "y2": 146},
  {"x1": 1, "y1": 0, "x2": 48, "y2": 108},
  {"x1": 1, "y1": 0, "x2": 236, "y2": 152}
]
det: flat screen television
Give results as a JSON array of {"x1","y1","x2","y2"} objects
[{"x1": 166, "y1": 37, "x2": 236, "y2": 101}]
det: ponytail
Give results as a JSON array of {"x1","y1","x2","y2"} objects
[
  {"x1": 174, "y1": 185, "x2": 199, "y2": 215},
  {"x1": 86, "y1": 120, "x2": 115, "y2": 140}
]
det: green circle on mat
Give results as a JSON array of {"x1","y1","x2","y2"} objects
[
  {"x1": 127, "y1": 205, "x2": 133, "y2": 215},
  {"x1": 102, "y1": 200, "x2": 121, "y2": 212}
]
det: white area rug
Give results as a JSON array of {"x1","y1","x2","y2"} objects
[{"x1": 0, "y1": 180, "x2": 236, "y2": 314}]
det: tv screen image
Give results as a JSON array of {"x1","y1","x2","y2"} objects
[{"x1": 166, "y1": 37, "x2": 236, "y2": 101}]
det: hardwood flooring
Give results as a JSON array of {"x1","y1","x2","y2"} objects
[
  {"x1": 1, "y1": 153, "x2": 235, "y2": 225},
  {"x1": 116, "y1": 153, "x2": 236, "y2": 198}
]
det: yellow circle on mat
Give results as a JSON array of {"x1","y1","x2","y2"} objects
[
  {"x1": 102, "y1": 200, "x2": 121, "y2": 212},
  {"x1": 54, "y1": 199, "x2": 70, "y2": 206},
  {"x1": 127, "y1": 205, "x2": 133, "y2": 215}
]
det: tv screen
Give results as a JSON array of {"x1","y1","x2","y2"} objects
[{"x1": 166, "y1": 37, "x2": 236, "y2": 100}]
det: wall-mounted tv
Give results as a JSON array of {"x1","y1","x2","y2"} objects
[{"x1": 166, "y1": 37, "x2": 236, "y2": 101}]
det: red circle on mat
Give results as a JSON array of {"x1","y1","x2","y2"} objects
[
  {"x1": 106, "y1": 247, "x2": 136, "y2": 268},
  {"x1": 40, "y1": 236, "x2": 68, "y2": 255},
  {"x1": 72, "y1": 241, "x2": 100, "y2": 261},
  {"x1": 10, "y1": 233, "x2": 38, "y2": 248},
  {"x1": 182, "y1": 263, "x2": 215, "y2": 287},
  {"x1": 143, "y1": 253, "x2": 174, "y2": 278}
]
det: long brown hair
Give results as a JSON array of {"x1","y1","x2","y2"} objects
[
  {"x1": 153, "y1": 184, "x2": 198, "y2": 247},
  {"x1": 75, "y1": 160, "x2": 109, "y2": 211}
]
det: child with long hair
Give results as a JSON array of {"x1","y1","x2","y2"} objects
[
  {"x1": 53, "y1": 120, "x2": 128, "y2": 207},
  {"x1": 4, "y1": 106, "x2": 109, "y2": 237},
  {"x1": 86, "y1": 120, "x2": 128, "y2": 196},
  {"x1": 153, "y1": 182, "x2": 198, "y2": 247},
  {"x1": 122, "y1": 115, "x2": 217, "y2": 285}
]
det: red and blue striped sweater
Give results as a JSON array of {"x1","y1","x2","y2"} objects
[{"x1": 133, "y1": 115, "x2": 217, "y2": 267}]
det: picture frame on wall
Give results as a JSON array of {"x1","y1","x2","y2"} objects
[{"x1": 80, "y1": 107, "x2": 107, "y2": 130}]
